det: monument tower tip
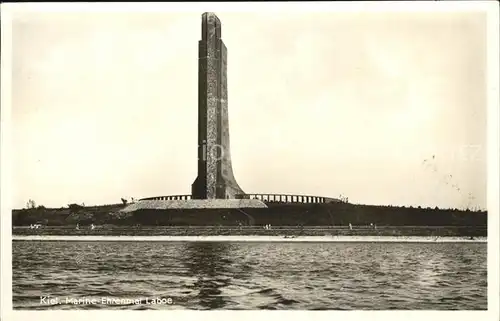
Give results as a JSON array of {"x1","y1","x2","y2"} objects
[
  {"x1": 202, "y1": 12, "x2": 220, "y2": 20},
  {"x1": 201, "y1": 12, "x2": 222, "y2": 40}
]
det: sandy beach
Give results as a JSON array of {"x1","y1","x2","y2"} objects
[{"x1": 11, "y1": 235, "x2": 486, "y2": 243}]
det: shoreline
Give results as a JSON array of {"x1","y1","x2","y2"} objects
[
  {"x1": 11, "y1": 225, "x2": 487, "y2": 238},
  {"x1": 11, "y1": 235, "x2": 487, "y2": 243}
]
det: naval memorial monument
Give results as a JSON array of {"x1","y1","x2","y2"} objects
[
  {"x1": 10, "y1": 13, "x2": 487, "y2": 232},
  {"x1": 124, "y1": 12, "x2": 344, "y2": 212},
  {"x1": 191, "y1": 12, "x2": 245, "y2": 200}
]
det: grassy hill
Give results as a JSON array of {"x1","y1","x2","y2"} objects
[{"x1": 12, "y1": 201, "x2": 487, "y2": 228}]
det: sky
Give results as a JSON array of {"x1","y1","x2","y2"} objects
[{"x1": 9, "y1": 8, "x2": 488, "y2": 210}]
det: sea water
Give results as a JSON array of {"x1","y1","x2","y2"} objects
[{"x1": 12, "y1": 241, "x2": 487, "y2": 310}]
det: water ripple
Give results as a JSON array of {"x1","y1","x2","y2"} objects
[{"x1": 12, "y1": 241, "x2": 486, "y2": 310}]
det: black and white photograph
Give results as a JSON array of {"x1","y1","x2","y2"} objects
[{"x1": 1, "y1": 1, "x2": 499, "y2": 319}]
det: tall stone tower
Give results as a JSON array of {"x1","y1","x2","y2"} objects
[{"x1": 191, "y1": 12, "x2": 245, "y2": 199}]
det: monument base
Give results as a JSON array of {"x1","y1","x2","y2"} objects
[{"x1": 121, "y1": 199, "x2": 268, "y2": 212}]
